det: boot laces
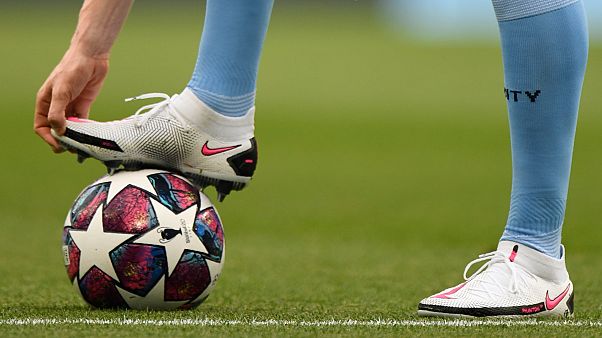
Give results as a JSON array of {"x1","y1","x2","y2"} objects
[
  {"x1": 462, "y1": 250, "x2": 530, "y2": 299},
  {"x1": 124, "y1": 93, "x2": 186, "y2": 128}
]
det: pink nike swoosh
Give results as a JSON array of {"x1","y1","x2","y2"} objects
[
  {"x1": 201, "y1": 142, "x2": 241, "y2": 156},
  {"x1": 545, "y1": 284, "x2": 571, "y2": 311},
  {"x1": 432, "y1": 282, "x2": 466, "y2": 299}
]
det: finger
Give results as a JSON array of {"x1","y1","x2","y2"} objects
[
  {"x1": 34, "y1": 85, "x2": 64, "y2": 151},
  {"x1": 34, "y1": 126, "x2": 64, "y2": 153},
  {"x1": 69, "y1": 98, "x2": 93, "y2": 120},
  {"x1": 47, "y1": 87, "x2": 71, "y2": 135},
  {"x1": 35, "y1": 85, "x2": 51, "y2": 120}
]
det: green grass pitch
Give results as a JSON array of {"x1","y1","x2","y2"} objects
[{"x1": 1, "y1": 3, "x2": 601, "y2": 336}]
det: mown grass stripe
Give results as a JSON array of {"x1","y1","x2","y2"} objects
[{"x1": 1, "y1": 318, "x2": 602, "y2": 327}]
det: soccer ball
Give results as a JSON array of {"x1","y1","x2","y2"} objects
[{"x1": 61, "y1": 169, "x2": 225, "y2": 310}]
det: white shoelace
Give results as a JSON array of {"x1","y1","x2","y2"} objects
[
  {"x1": 462, "y1": 250, "x2": 522, "y2": 297},
  {"x1": 125, "y1": 93, "x2": 186, "y2": 128}
]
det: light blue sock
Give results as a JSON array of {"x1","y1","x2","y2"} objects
[
  {"x1": 187, "y1": 0, "x2": 274, "y2": 117},
  {"x1": 493, "y1": 0, "x2": 588, "y2": 258}
]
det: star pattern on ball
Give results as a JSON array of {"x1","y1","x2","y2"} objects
[
  {"x1": 134, "y1": 198, "x2": 206, "y2": 275},
  {"x1": 116, "y1": 277, "x2": 187, "y2": 310},
  {"x1": 96, "y1": 172, "x2": 158, "y2": 202},
  {"x1": 69, "y1": 205, "x2": 135, "y2": 280}
]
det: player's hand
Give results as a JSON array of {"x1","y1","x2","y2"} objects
[{"x1": 34, "y1": 49, "x2": 109, "y2": 153}]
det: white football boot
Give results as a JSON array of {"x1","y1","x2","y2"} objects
[
  {"x1": 418, "y1": 241, "x2": 574, "y2": 318},
  {"x1": 52, "y1": 89, "x2": 257, "y2": 201}
]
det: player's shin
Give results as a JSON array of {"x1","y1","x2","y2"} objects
[{"x1": 494, "y1": 0, "x2": 588, "y2": 258}]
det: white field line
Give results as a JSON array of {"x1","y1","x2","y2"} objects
[{"x1": 1, "y1": 318, "x2": 602, "y2": 327}]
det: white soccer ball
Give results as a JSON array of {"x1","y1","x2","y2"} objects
[{"x1": 62, "y1": 169, "x2": 225, "y2": 310}]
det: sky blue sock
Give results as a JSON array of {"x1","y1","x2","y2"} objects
[
  {"x1": 187, "y1": 0, "x2": 273, "y2": 117},
  {"x1": 493, "y1": 0, "x2": 588, "y2": 258}
]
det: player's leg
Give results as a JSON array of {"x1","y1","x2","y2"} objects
[
  {"x1": 419, "y1": 0, "x2": 588, "y2": 318},
  {"x1": 187, "y1": 0, "x2": 272, "y2": 117},
  {"x1": 53, "y1": 0, "x2": 274, "y2": 201}
]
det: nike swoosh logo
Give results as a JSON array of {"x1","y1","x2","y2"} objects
[
  {"x1": 545, "y1": 284, "x2": 571, "y2": 311},
  {"x1": 201, "y1": 142, "x2": 241, "y2": 156},
  {"x1": 432, "y1": 282, "x2": 466, "y2": 299}
]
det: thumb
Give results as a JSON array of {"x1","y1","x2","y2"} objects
[{"x1": 47, "y1": 88, "x2": 71, "y2": 135}]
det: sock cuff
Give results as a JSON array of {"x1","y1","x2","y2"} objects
[
  {"x1": 189, "y1": 88, "x2": 256, "y2": 118},
  {"x1": 497, "y1": 241, "x2": 568, "y2": 280},
  {"x1": 500, "y1": 228, "x2": 563, "y2": 254},
  {"x1": 172, "y1": 88, "x2": 255, "y2": 139},
  {"x1": 492, "y1": 0, "x2": 579, "y2": 21}
]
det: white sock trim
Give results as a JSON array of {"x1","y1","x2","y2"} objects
[
  {"x1": 498, "y1": 241, "x2": 569, "y2": 283},
  {"x1": 171, "y1": 88, "x2": 255, "y2": 140}
]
